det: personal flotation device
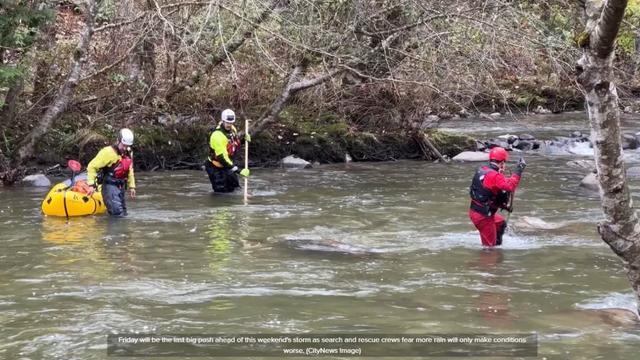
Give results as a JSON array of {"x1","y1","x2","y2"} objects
[
  {"x1": 209, "y1": 125, "x2": 240, "y2": 168},
  {"x1": 112, "y1": 156, "x2": 132, "y2": 179},
  {"x1": 99, "y1": 145, "x2": 132, "y2": 185},
  {"x1": 469, "y1": 165, "x2": 510, "y2": 216}
]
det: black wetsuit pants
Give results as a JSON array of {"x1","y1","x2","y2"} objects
[
  {"x1": 205, "y1": 161, "x2": 239, "y2": 193},
  {"x1": 102, "y1": 180, "x2": 127, "y2": 216}
]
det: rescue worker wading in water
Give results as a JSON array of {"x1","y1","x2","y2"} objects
[
  {"x1": 86, "y1": 128, "x2": 136, "y2": 216},
  {"x1": 468, "y1": 147, "x2": 526, "y2": 247},
  {"x1": 205, "y1": 109, "x2": 250, "y2": 193}
]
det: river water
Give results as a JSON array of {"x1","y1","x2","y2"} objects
[{"x1": 1, "y1": 113, "x2": 640, "y2": 359}]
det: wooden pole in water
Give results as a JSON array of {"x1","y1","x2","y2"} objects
[{"x1": 244, "y1": 118, "x2": 249, "y2": 205}]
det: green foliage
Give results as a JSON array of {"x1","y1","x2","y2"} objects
[
  {"x1": 617, "y1": 0, "x2": 640, "y2": 55},
  {"x1": 575, "y1": 32, "x2": 590, "y2": 48},
  {"x1": 0, "y1": 0, "x2": 53, "y2": 86},
  {"x1": 96, "y1": 0, "x2": 117, "y2": 23},
  {"x1": 0, "y1": 64, "x2": 23, "y2": 84},
  {"x1": 0, "y1": 1, "x2": 52, "y2": 47},
  {"x1": 425, "y1": 130, "x2": 475, "y2": 157}
]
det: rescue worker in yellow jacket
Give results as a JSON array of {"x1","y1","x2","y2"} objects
[
  {"x1": 86, "y1": 128, "x2": 136, "y2": 216},
  {"x1": 205, "y1": 109, "x2": 250, "y2": 193}
]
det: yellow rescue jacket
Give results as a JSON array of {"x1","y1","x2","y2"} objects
[
  {"x1": 87, "y1": 146, "x2": 136, "y2": 189},
  {"x1": 208, "y1": 123, "x2": 240, "y2": 168}
]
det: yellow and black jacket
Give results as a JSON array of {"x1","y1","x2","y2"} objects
[
  {"x1": 208, "y1": 123, "x2": 240, "y2": 169},
  {"x1": 87, "y1": 146, "x2": 136, "y2": 189}
]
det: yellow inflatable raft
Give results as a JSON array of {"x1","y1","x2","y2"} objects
[{"x1": 41, "y1": 177, "x2": 106, "y2": 217}]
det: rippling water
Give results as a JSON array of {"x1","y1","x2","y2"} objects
[{"x1": 2, "y1": 114, "x2": 640, "y2": 359}]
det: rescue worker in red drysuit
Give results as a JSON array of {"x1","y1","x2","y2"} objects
[{"x1": 468, "y1": 147, "x2": 526, "y2": 247}]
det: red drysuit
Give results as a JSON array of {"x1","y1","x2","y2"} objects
[{"x1": 469, "y1": 164, "x2": 521, "y2": 247}]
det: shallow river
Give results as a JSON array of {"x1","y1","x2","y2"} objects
[{"x1": 1, "y1": 113, "x2": 640, "y2": 359}]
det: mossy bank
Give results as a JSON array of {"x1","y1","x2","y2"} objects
[{"x1": 23, "y1": 110, "x2": 476, "y2": 171}]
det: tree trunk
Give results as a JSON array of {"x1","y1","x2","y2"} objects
[
  {"x1": 0, "y1": 78, "x2": 24, "y2": 124},
  {"x1": 16, "y1": 0, "x2": 100, "y2": 165},
  {"x1": 577, "y1": 0, "x2": 640, "y2": 315},
  {"x1": 635, "y1": 30, "x2": 640, "y2": 76}
]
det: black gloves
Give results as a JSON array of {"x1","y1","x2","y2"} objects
[{"x1": 515, "y1": 157, "x2": 526, "y2": 176}]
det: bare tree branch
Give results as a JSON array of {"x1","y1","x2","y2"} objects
[
  {"x1": 17, "y1": 0, "x2": 100, "y2": 163},
  {"x1": 164, "y1": 1, "x2": 277, "y2": 101},
  {"x1": 252, "y1": 63, "x2": 343, "y2": 135}
]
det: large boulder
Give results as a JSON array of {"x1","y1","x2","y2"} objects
[
  {"x1": 514, "y1": 140, "x2": 533, "y2": 151},
  {"x1": 519, "y1": 134, "x2": 536, "y2": 141},
  {"x1": 580, "y1": 173, "x2": 599, "y2": 191},
  {"x1": 514, "y1": 216, "x2": 568, "y2": 231},
  {"x1": 485, "y1": 139, "x2": 510, "y2": 150},
  {"x1": 535, "y1": 105, "x2": 552, "y2": 114},
  {"x1": 497, "y1": 134, "x2": 518, "y2": 144},
  {"x1": 452, "y1": 151, "x2": 489, "y2": 162},
  {"x1": 622, "y1": 133, "x2": 639, "y2": 150},
  {"x1": 281, "y1": 155, "x2": 312, "y2": 169},
  {"x1": 22, "y1": 174, "x2": 52, "y2": 187}
]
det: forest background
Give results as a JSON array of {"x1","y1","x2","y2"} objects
[{"x1": 1, "y1": 0, "x2": 640, "y2": 180}]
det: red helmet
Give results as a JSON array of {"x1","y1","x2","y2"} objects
[{"x1": 489, "y1": 147, "x2": 508, "y2": 162}]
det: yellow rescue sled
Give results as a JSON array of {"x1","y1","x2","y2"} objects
[
  {"x1": 41, "y1": 182, "x2": 106, "y2": 217},
  {"x1": 41, "y1": 160, "x2": 106, "y2": 217}
]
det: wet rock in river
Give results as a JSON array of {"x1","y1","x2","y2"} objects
[
  {"x1": 580, "y1": 173, "x2": 599, "y2": 191},
  {"x1": 514, "y1": 140, "x2": 533, "y2": 151},
  {"x1": 622, "y1": 133, "x2": 639, "y2": 150},
  {"x1": 281, "y1": 155, "x2": 312, "y2": 169},
  {"x1": 497, "y1": 134, "x2": 518, "y2": 144},
  {"x1": 452, "y1": 151, "x2": 489, "y2": 162},
  {"x1": 283, "y1": 238, "x2": 383, "y2": 256},
  {"x1": 513, "y1": 216, "x2": 569, "y2": 231},
  {"x1": 534, "y1": 106, "x2": 552, "y2": 114},
  {"x1": 22, "y1": 174, "x2": 51, "y2": 187},
  {"x1": 345, "y1": 153, "x2": 353, "y2": 163},
  {"x1": 485, "y1": 139, "x2": 510, "y2": 150}
]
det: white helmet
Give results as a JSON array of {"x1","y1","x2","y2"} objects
[
  {"x1": 221, "y1": 109, "x2": 236, "y2": 123},
  {"x1": 119, "y1": 128, "x2": 134, "y2": 146}
]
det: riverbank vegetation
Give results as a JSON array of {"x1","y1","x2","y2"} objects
[{"x1": 1, "y1": 0, "x2": 640, "y2": 182}]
